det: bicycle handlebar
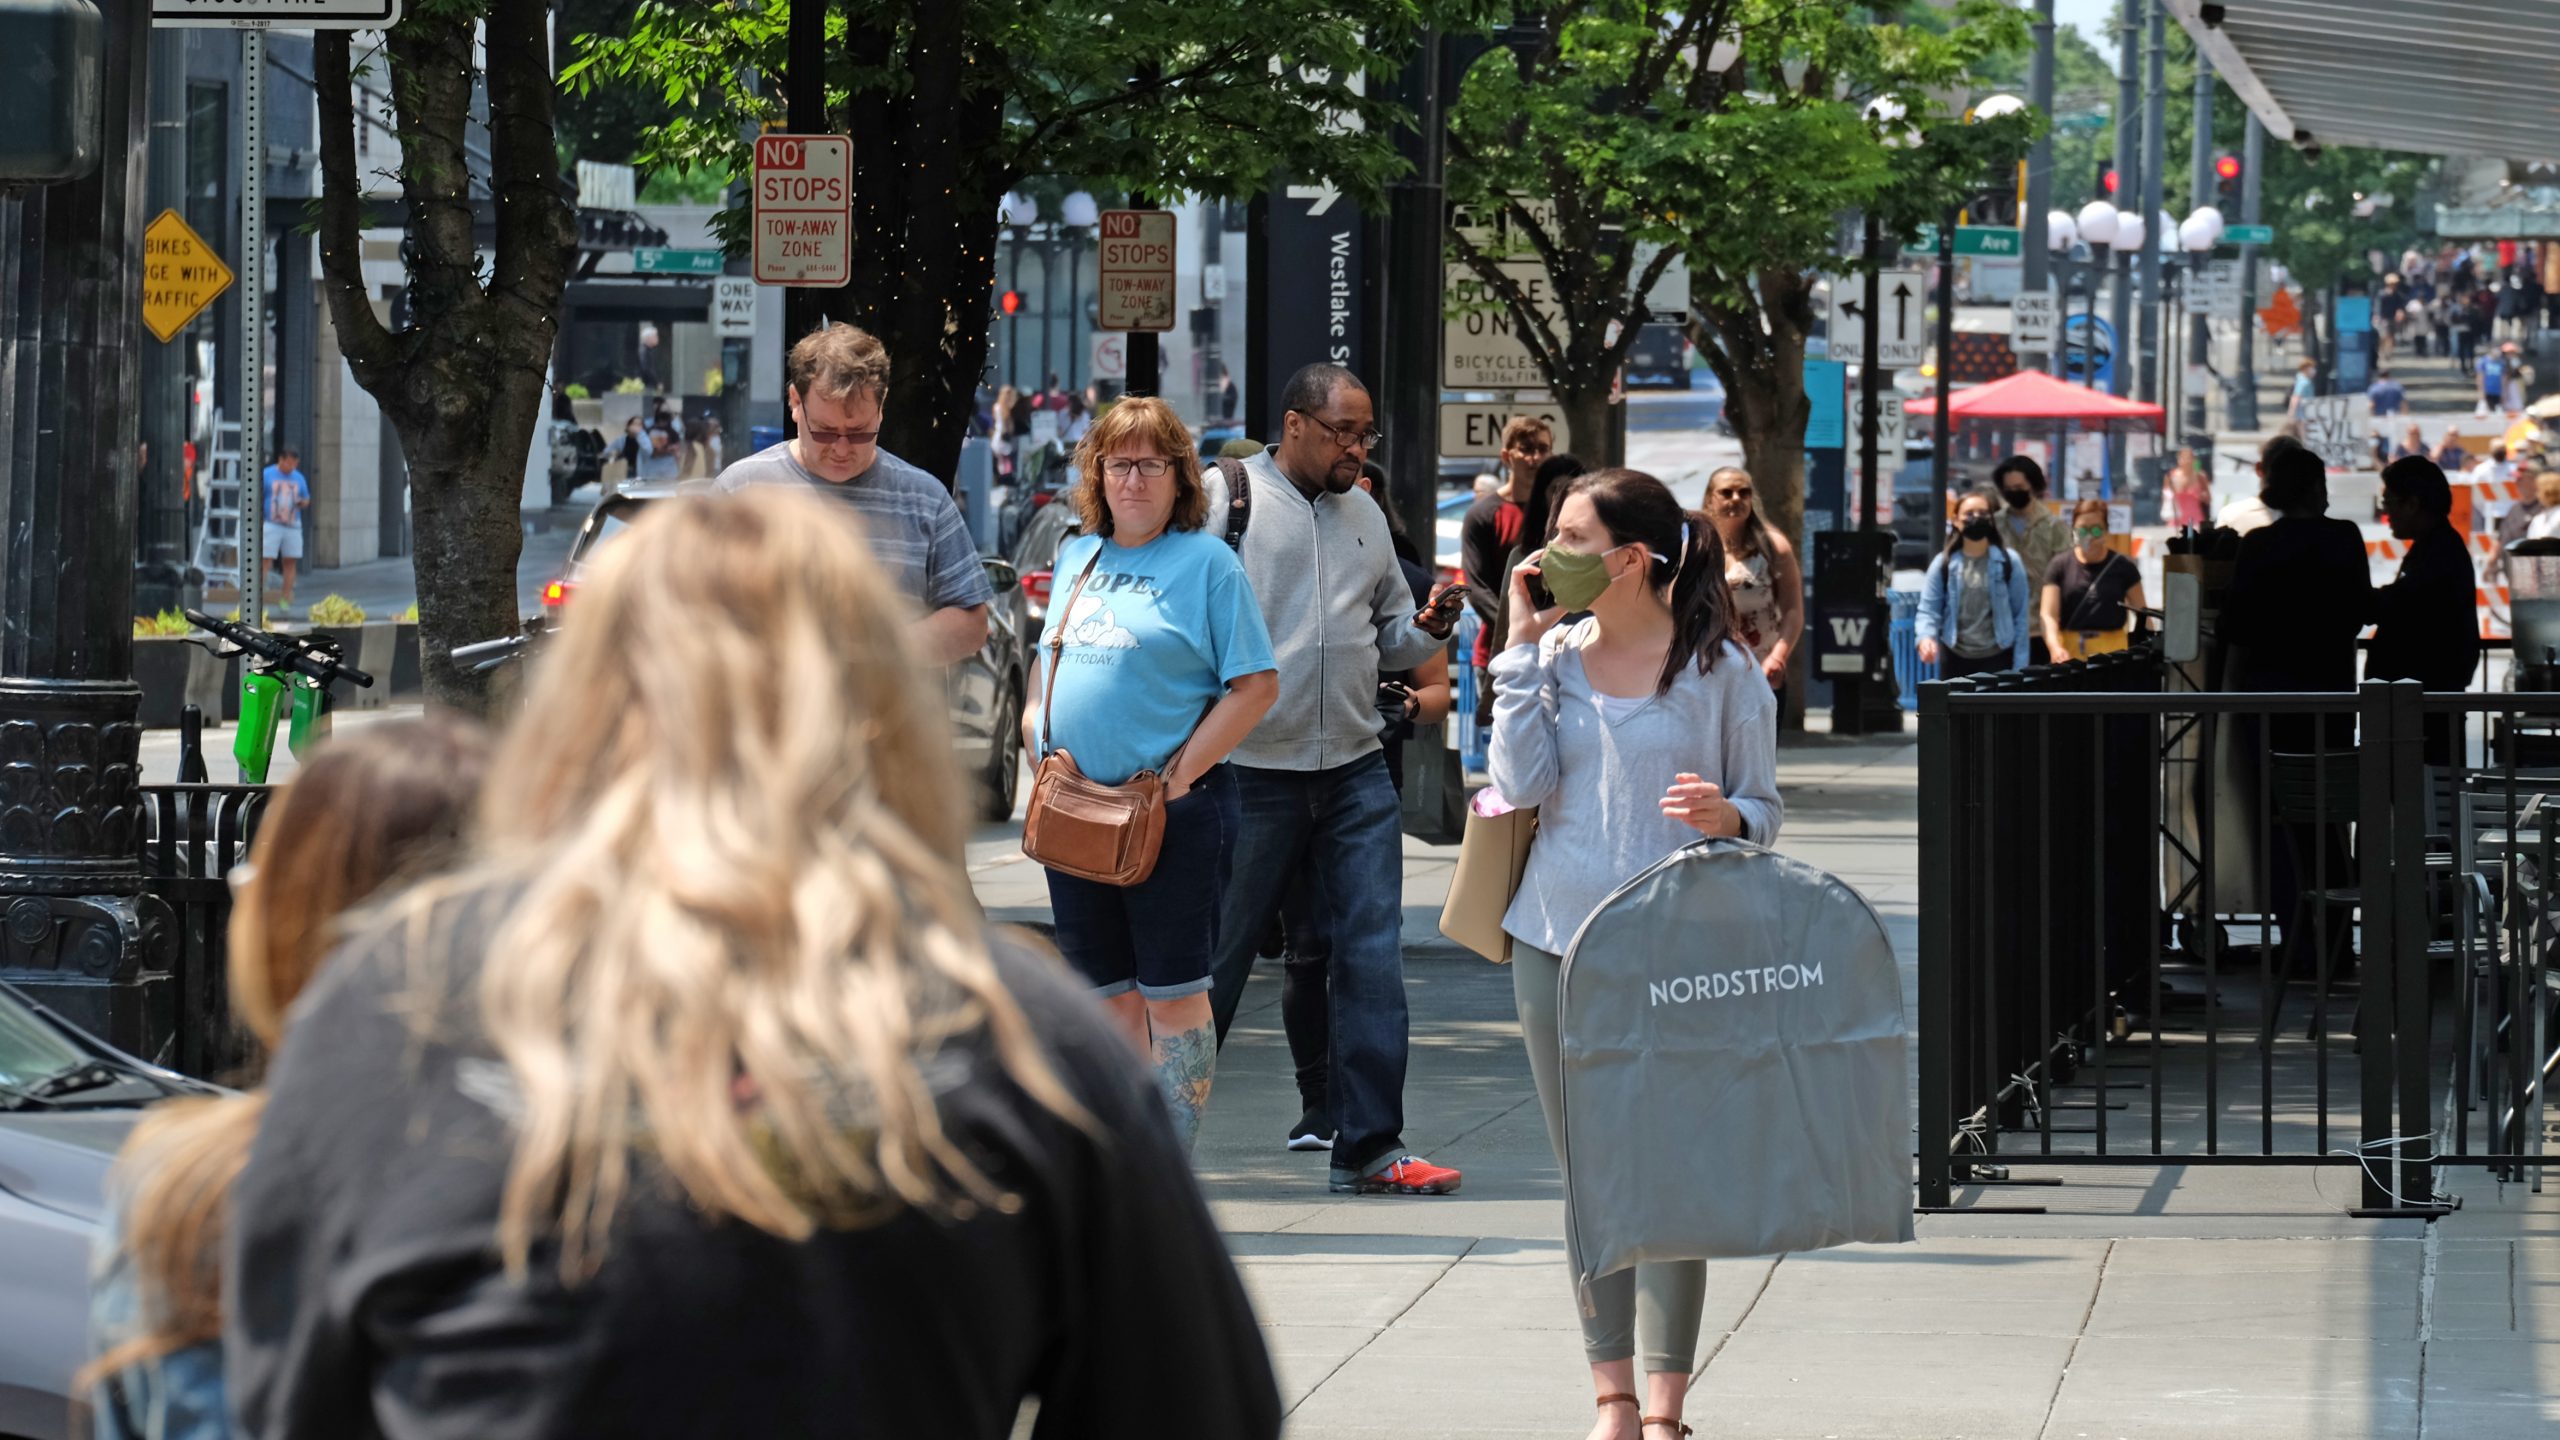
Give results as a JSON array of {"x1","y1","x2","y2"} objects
[{"x1": 181, "y1": 608, "x2": 376, "y2": 689}]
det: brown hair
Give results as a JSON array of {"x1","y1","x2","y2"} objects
[
  {"x1": 785, "y1": 323, "x2": 891, "y2": 403},
  {"x1": 1707, "y1": 465, "x2": 1775, "y2": 562},
  {"x1": 2071, "y1": 497, "x2": 2109, "y2": 527},
  {"x1": 1500, "y1": 414, "x2": 1554, "y2": 454},
  {"x1": 84, "y1": 717, "x2": 489, "y2": 1385},
  {"x1": 1069, "y1": 395, "x2": 1209, "y2": 538}
]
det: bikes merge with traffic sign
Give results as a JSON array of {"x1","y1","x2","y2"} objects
[
  {"x1": 1097, "y1": 210, "x2": 1178, "y2": 331},
  {"x1": 1829, "y1": 268, "x2": 1927, "y2": 368},
  {"x1": 752, "y1": 134, "x2": 851, "y2": 286}
]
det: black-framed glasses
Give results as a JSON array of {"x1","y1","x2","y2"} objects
[
  {"x1": 1103, "y1": 457, "x2": 1175, "y2": 478},
  {"x1": 1294, "y1": 410, "x2": 1385, "y2": 452}
]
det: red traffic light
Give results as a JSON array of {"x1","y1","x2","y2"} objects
[
  {"x1": 2215, "y1": 154, "x2": 2242, "y2": 181},
  {"x1": 2103, "y1": 168, "x2": 2119, "y2": 194},
  {"x1": 999, "y1": 290, "x2": 1023, "y2": 315}
]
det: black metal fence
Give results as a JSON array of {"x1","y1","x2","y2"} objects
[
  {"x1": 1918, "y1": 647, "x2": 2560, "y2": 1217},
  {"x1": 139, "y1": 782, "x2": 269, "y2": 1080}
]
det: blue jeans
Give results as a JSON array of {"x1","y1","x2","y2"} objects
[{"x1": 1207, "y1": 752, "x2": 1410, "y2": 1178}]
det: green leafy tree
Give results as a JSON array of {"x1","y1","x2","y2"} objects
[
  {"x1": 571, "y1": 0, "x2": 1497, "y2": 481},
  {"x1": 313, "y1": 4, "x2": 578, "y2": 708},
  {"x1": 1445, "y1": 0, "x2": 2029, "y2": 643}
]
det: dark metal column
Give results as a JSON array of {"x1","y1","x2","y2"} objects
[
  {"x1": 2184, "y1": 49, "x2": 2214, "y2": 441},
  {"x1": 2019, "y1": 0, "x2": 2055, "y2": 372},
  {"x1": 2229, "y1": 114, "x2": 2264, "y2": 431},
  {"x1": 0, "y1": 0, "x2": 173, "y2": 1058},
  {"x1": 138, "y1": 28, "x2": 190, "y2": 609}
]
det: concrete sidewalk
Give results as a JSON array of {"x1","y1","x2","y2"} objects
[{"x1": 968, "y1": 734, "x2": 2560, "y2": 1439}]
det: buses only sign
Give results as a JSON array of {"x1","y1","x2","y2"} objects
[{"x1": 752, "y1": 134, "x2": 851, "y2": 286}]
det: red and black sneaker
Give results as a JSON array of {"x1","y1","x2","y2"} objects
[{"x1": 1331, "y1": 1155, "x2": 1463, "y2": 1195}]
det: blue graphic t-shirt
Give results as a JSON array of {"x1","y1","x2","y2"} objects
[{"x1": 1040, "y1": 527, "x2": 1276, "y2": 786}]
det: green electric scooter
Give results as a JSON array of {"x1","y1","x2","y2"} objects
[{"x1": 182, "y1": 608, "x2": 376, "y2": 784}]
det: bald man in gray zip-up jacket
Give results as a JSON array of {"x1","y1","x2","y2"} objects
[
  {"x1": 1209, "y1": 451, "x2": 1447, "y2": 769},
  {"x1": 1203, "y1": 367, "x2": 1467, "y2": 1197}
]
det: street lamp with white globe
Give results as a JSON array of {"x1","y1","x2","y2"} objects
[{"x1": 1060, "y1": 191, "x2": 1100, "y2": 399}]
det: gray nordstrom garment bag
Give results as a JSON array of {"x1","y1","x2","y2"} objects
[{"x1": 1557, "y1": 837, "x2": 1912, "y2": 1294}]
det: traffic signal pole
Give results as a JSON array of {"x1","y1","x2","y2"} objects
[
  {"x1": 2019, "y1": 0, "x2": 2056, "y2": 373},
  {"x1": 2185, "y1": 50, "x2": 2215, "y2": 442},
  {"x1": 2230, "y1": 113, "x2": 2264, "y2": 431}
]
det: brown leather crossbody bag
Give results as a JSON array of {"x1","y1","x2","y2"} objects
[{"x1": 1019, "y1": 547, "x2": 1197, "y2": 886}]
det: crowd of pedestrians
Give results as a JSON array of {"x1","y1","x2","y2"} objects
[{"x1": 87, "y1": 326, "x2": 1806, "y2": 1440}]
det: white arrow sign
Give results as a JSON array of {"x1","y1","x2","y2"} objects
[
  {"x1": 2010, "y1": 286, "x2": 2058, "y2": 352},
  {"x1": 1876, "y1": 268, "x2": 1927, "y2": 367},
  {"x1": 1286, "y1": 180, "x2": 1343, "y2": 217}
]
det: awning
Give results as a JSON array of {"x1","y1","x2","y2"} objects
[
  {"x1": 2166, "y1": 0, "x2": 2560, "y2": 162},
  {"x1": 1902, "y1": 371, "x2": 2167, "y2": 433}
]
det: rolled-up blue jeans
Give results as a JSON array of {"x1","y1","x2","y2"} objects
[{"x1": 1206, "y1": 751, "x2": 1410, "y2": 1179}]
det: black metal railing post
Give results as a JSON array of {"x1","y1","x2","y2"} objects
[
  {"x1": 1916, "y1": 676, "x2": 1958, "y2": 1208},
  {"x1": 2354, "y1": 681, "x2": 2397, "y2": 1210},
  {"x1": 2387, "y1": 680, "x2": 2437, "y2": 1208}
]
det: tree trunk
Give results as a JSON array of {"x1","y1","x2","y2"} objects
[
  {"x1": 1697, "y1": 269, "x2": 1815, "y2": 725},
  {"x1": 829, "y1": 9, "x2": 1008, "y2": 486},
  {"x1": 314, "y1": 10, "x2": 575, "y2": 711},
  {"x1": 1558, "y1": 384, "x2": 1622, "y2": 471}
]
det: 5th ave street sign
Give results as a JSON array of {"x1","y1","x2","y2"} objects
[
  {"x1": 2223, "y1": 224, "x2": 2276, "y2": 246},
  {"x1": 633, "y1": 248, "x2": 725, "y2": 276},
  {"x1": 1903, "y1": 225, "x2": 2022, "y2": 258}
]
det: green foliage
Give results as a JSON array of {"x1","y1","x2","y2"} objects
[
  {"x1": 567, "y1": 0, "x2": 1500, "y2": 254},
  {"x1": 306, "y1": 595, "x2": 369, "y2": 626},
  {"x1": 1444, "y1": 0, "x2": 2033, "y2": 396},
  {"x1": 133, "y1": 609, "x2": 192, "y2": 638},
  {"x1": 398, "y1": 603, "x2": 420, "y2": 624},
  {"x1": 561, "y1": 382, "x2": 591, "y2": 399}
]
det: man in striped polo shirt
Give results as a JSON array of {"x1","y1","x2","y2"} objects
[{"x1": 714, "y1": 324, "x2": 993, "y2": 663}]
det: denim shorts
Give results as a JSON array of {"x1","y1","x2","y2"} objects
[{"x1": 1043, "y1": 763, "x2": 1238, "y2": 1000}]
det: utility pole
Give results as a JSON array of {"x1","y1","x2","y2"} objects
[
  {"x1": 2136, "y1": 0, "x2": 2166, "y2": 410},
  {"x1": 2230, "y1": 112, "x2": 2265, "y2": 431},
  {"x1": 2020, "y1": 0, "x2": 2056, "y2": 372},
  {"x1": 2108, "y1": 0, "x2": 2139, "y2": 402},
  {"x1": 2185, "y1": 49, "x2": 2214, "y2": 442}
]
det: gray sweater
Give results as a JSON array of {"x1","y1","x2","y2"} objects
[
  {"x1": 1214, "y1": 449, "x2": 1446, "y2": 771},
  {"x1": 1488, "y1": 622, "x2": 1783, "y2": 955}
]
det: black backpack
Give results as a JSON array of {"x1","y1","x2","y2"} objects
[{"x1": 1212, "y1": 456, "x2": 1255, "y2": 550}]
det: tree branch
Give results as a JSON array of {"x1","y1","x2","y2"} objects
[
  {"x1": 483, "y1": 0, "x2": 576, "y2": 340},
  {"x1": 312, "y1": 32, "x2": 400, "y2": 386}
]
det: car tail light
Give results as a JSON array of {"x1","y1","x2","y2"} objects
[
  {"x1": 1030, "y1": 491, "x2": 1054, "y2": 509},
  {"x1": 542, "y1": 580, "x2": 572, "y2": 608},
  {"x1": 1024, "y1": 570, "x2": 1053, "y2": 609}
]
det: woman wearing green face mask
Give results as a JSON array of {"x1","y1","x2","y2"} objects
[
  {"x1": 1485, "y1": 469, "x2": 1783, "y2": 1440},
  {"x1": 2039, "y1": 497, "x2": 2147, "y2": 661}
]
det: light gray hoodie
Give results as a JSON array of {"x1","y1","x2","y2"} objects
[{"x1": 1211, "y1": 447, "x2": 1445, "y2": 771}]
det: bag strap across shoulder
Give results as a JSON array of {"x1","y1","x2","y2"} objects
[{"x1": 1038, "y1": 543, "x2": 1107, "y2": 757}]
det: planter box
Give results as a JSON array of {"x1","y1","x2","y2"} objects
[{"x1": 133, "y1": 637, "x2": 235, "y2": 729}]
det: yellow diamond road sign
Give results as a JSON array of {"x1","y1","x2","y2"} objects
[{"x1": 141, "y1": 209, "x2": 234, "y2": 344}]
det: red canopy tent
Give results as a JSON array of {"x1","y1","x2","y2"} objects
[{"x1": 1901, "y1": 370, "x2": 2166, "y2": 435}]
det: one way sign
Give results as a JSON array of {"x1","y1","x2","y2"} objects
[{"x1": 1829, "y1": 267, "x2": 1929, "y2": 369}]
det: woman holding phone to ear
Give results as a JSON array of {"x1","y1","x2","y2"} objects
[{"x1": 1486, "y1": 468, "x2": 1782, "y2": 1440}]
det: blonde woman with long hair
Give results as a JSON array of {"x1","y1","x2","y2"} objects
[
  {"x1": 223, "y1": 487, "x2": 1280, "y2": 1440},
  {"x1": 86, "y1": 716, "x2": 491, "y2": 1440}
]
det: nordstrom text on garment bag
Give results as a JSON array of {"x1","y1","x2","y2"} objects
[{"x1": 1557, "y1": 838, "x2": 1911, "y2": 1292}]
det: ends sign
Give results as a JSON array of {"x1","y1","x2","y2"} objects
[{"x1": 752, "y1": 135, "x2": 851, "y2": 286}]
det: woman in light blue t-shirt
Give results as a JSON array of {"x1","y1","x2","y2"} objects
[{"x1": 1024, "y1": 397, "x2": 1277, "y2": 1150}]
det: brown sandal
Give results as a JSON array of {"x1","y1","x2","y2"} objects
[
  {"x1": 1596, "y1": 1392, "x2": 1640, "y2": 1412},
  {"x1": 1641, "y1": 1420, "x2": 1693, "y2": 1438}
]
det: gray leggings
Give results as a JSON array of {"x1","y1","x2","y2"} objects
[{"x1": 1512, "y1": 942, "x2": 1707, "y2": 1374}]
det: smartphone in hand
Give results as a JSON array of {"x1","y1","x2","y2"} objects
[{"x1": 1416, "y1": 583, "x2": 1467, "y2": 635}]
